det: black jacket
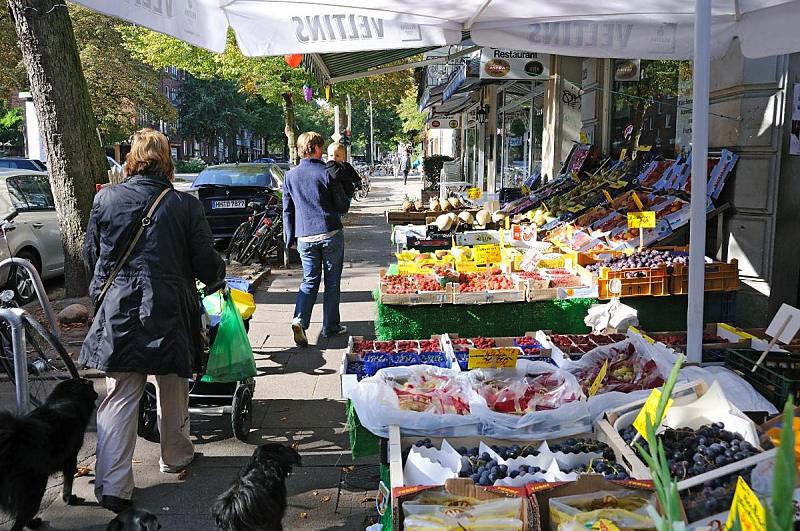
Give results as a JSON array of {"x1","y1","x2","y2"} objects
[
  {"x1": 325, "y1": 161, "x2": 361, "y2": 198},
  {"x1": 79, "y1": 174, "x2": 226, "y2": 377}
]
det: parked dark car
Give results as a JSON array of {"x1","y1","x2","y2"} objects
[
  {"x1": 252, "y1": 157, "x2": 276, "y2": 163},
  {"x1": 191, "y1": 163, "x2": 284, "y2": 240},
  {"x1": 0, "y1": 158, "x2": 47, "y2": 171}
]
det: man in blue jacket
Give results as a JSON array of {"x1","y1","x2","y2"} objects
[{"x1": 283, "y1": 132, "x2": 351, "y2": 347}]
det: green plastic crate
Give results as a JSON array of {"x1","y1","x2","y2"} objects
[{"x1": 724, "y1": 349, "x2": 800, "y2": 409}]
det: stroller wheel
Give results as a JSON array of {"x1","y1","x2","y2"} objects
[
  {"x1": 232, "y1": 385, "x2": 253, "y2": 442},
  {"x1": 138, "y1": 382, "x2": 160, "y2": 442}
]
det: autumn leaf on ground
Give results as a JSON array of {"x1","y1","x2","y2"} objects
[
  {"x1": 321, "y1": 496, "x2": 331, "y2": 503},
  {"x1": 342, "y1": 466, "x2": 355, "y2": 472},
  {"x1": 312, "y1": 491, "x2": 319, "y2": 496},
  {"x1": 298, "y1": 512, "x2": 308, "y2": 519},
  {"x1": 177, "y1": 470, "x2": 188, "y2": 480},
  {"x1": 361, "y1": 496, "x2": 376, "y2": 504},
  {"x1": 291, "y1": 442, "x2": 300, "y2": 450},
  {"x1": 132, "y1": 459, "x2": 142, "y2": 464},
  {"x1": 74, "y1": 466, "x2": 92, "y2": 478}
]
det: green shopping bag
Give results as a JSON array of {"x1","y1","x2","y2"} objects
[{"x1": 202, "y1": 292, "x2": 257, "y2": 383}]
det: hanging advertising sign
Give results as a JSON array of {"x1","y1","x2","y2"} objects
[
  {"x1": 480, "y1": 48, "x2": 550, "y2": 80},
  {"x1": 428, "y1": 116, "x2": 461, "y2": 129}
]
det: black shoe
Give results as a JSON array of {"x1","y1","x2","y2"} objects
[{"x1": 101, "y1": 495, "x2": 132, "y2": 514}]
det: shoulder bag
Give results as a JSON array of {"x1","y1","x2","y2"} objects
[{"x1": 94, "y1": 187, "x2": 172, "y2": 308}]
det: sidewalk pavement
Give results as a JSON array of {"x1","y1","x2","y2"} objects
[{"x1": 29, "y1": 171, "x2": 421, "y2": 530}]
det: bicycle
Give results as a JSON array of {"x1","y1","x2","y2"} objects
[
  {"x1": 234, "y1": 199, "x2": 283, "y2": 265},
  {"x1": 226, "y1": 191, "x2": 282, "y2": 265},
  {"x1": 353, "y1": 172, "x2": 371, "y2": 202},
  {"x1": 0, "y1": 211, "x2": 78, "y2": 413}
]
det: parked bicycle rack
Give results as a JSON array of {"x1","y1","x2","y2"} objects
[{"x1": 0, "y1": 257, "x2": 61, "y2": 414}]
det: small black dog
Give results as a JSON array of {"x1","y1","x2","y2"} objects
[
  {"x1": 106, "y1": 508, "x2": 161, "y2": 531},
  {"x1": 212, "y1": 443, "x2": 302, "y2": 531},
  {"x1": 0, "y1": 378, "x2": 98, "y2": 531}
]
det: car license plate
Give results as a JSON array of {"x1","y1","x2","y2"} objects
[{"x1": 212, "y1": 199, "x2": 245, "y2": 209}]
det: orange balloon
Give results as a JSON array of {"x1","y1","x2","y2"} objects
[{"x1": 284, "y1": 54, "x2": 303, "y2": 68}]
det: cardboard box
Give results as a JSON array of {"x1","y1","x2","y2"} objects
[
  {"x1": 601, "y1": 380, "x2": 772, "y2": 486},
  {"x1": 392, "y1": 478, "x2": 538, "y2": 531},
  {"x1": 527, "y1": 475, "x2": 656, "y2": 531},
  {"x1": 388, "y1": 423, "x2": 643, "y2": 491},
  {"x1": 339, "y1": 335, "x2": 453, "y2": 399}
]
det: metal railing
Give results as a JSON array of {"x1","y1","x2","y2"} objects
[{"x1": 0, "y1": 258, "x2": 61, "y2": 414}]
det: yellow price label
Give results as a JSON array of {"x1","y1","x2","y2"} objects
[
  {"x1": 630, "y1": 326, "x2": 656, "y2": 344},
  {"x1": 457, "y1": 261, "x2": 483, "y2": 273},
  {"x1": 397, "y1": 262, "x2": 424, "y2": 274},
  {"x1": 633, "y1": 389, "x2": 673, "y2": 442},
  {"x1": 593, "y1": 519, "x2": 622, "y2": 531},
  {"x1": 609, "y1": 180, "x2": 627, "y2": 189},
  {"x1": 619, "y1": 148, "x2": 628, "y2": 161},
  {"x1": 467, "y1": 187, "x2": 482, "y2": 199},
  {"x1": 602, "y1": 189, "x2": 614, "y2": 205},
  {"x1": 637, "y1": 144, "x2": 653, "y2": 152},
  {"x1": 567, "y1": 204, "x2": 586, "y2": 213},
  {"x1": 588, "y1": 360, "x2": 609, "y2": 397},
  {"x1": 468, "y1": 347, "x2": 519, "y2": 369},
  {"x1": 725, "y1": 476, "x2": 765, "y2": 531},
  {"x1": 474, "y1": 244, "x2": 501, "y2": 265},
  {"x1": 570, "y1": 172, "x2": 581, "y2": 182},
  {"x1": 632, "y1": 192, "x2": 644, "y2": 211},
  {"x1": 579, "y1": 131, "x2": 589, "y2": 144},
  {"x1": 627, "y1": 211, "x2": 656, "y2": 229}
]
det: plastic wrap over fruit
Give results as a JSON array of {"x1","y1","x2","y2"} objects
[
  {"x1": 349, "y1": 365, "x2": 482, "y2": 438},
  {"x1": 467, "y1": 360, "x2": 591, "y2": 439}
]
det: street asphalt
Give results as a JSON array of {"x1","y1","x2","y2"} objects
[{"x1": 3, "y1": 171, "x2": 424, "y2": 530}]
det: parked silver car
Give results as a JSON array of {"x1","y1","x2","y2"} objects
[{"x1": 0, "y1": 170, "x2": 63, "y2": 302}]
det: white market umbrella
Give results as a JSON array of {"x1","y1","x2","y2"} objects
[{"x1": 74, "y1": 0, "x2": 800, "y2": 362}]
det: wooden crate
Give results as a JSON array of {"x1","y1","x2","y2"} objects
[
  {"x1": 451, "y1": 286, "x2": 526, "y2": 304},
  {"x1": 378, "y1": 269, "x2": 453, "y2": 305},
  {"x1": 596, "y1": 265, "x2": 670, "y2": 299},
  {"x1": 670, "y1": 259, "x2": 739, "y2": 294},
  {"x1": 385, "y1": 208, "x2": 479, "y2": 226}
]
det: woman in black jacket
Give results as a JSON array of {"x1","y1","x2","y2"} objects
[{"x1": 80, "y1": 129, "x2": 225, "y2": 513}]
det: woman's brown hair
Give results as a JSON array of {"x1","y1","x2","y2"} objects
[{"x1": 125, "y1": 128, "x2": 175, "y2": 180}]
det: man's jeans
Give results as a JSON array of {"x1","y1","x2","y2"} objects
[{"x1": 293, "y1": 230, "x2": 344, "y2": 334}]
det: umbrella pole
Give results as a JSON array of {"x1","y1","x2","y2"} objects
[{"x1": 687, "y1": 0, "x2": 712, "y2": 364}]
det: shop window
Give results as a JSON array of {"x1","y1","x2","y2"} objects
[{"x1": 610, "y1": 60, "x2": 686, "y2": 158}]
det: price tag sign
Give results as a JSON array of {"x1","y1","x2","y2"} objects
[
  {"x1": 592, "y1": 520, "x2": 622, "y2": 531},
  {"x1": 627, "y1": 212, "x2": 656, "y2": 228},
  {"x1": 579, "y1": 131, "x2": 589, "y2": 144},
  {"x1": 468, "y1": 347, "x2": 519, "y2": 369},
  {"x1": 602, "y1": 189, "x2": 614, "y2": 205},
  {"x1": 619, "y1": 148, "x2": 628, "y2": 161},
  {"x1": 397, "y1": 262, "x2": 423, "y2": 274},
  {"x1": 588, "y1": 360, "x2": 609, "y2": 397},
  {"x1": 609, "y1": 180, "x2": 628, "y2": 189},
  {"x1": 725, "y1": 476, "x2": 765, "y2": 531},
  {"x1": 567, "y1": 204, "x2": 586, "y2": 213},
  {"x1": 467, "y1": 187, "x2": 482, "y2": 199},
  {"x1": 632, "y1": 389, "x2": 673, "y2": 442},
  {"x1": 637, "y1": 144, "x2": 653, "y2": 152},
  {"x1": 474, "y1": 244, "x2": 501, "y2": 265},
  {"x1": 632, "y1": 192, "x2": 644, "y2": 211}
]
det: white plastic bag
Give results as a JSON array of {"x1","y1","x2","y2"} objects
[
  {"x1": 584, "y1": 297, "x2": 639, "y2": 334},
  {"x1": 349, "y1": 365, "x2": 482, "y2": 438},
  {"x1": 468, "y1": 360, "x2": 592, "y2": 439}
]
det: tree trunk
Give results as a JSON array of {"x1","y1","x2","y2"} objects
[
  {"x1": 282, "y1": 92, "x2": 298, "y2": 164},
  {"x1": 630, "y1": 99, "x2": 651, "y2": 154},
  {"x1": 9, "y1": 0, "x2": 106, "y2": 297}
]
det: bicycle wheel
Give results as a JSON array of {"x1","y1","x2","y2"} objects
[
  {"x1": 237, "y1": 233, "x2": 263, "y2": 265},
  {"x1": 0, "y1": 316, "x2": 79, "y2": 409},
  {"x1": 226, "y1": 221, "x2": 252, "y2": 261}
]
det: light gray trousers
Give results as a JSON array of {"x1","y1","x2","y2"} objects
[{"x1": 94, "y1": 373, "x2": 194, "y2": 501}]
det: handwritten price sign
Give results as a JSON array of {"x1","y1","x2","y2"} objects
[
  {"x1": 725, "y1": 476, "x2": 765, "y2": 531},
  {"x1": 627, "y1": 211, "x2": 656, "y2": 229},
  {"x1": 468, "y1": 347, "x2": 519, "y2": 369},
  {"x1": 474, "y1": 244, "x2": 501, "y2": 265}
]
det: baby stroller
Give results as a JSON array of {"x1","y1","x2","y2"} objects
[{"x1": 138, "y1": 281, "x2": 257, "y2": 443}]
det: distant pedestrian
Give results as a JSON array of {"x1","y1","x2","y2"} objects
[
  {"x1": 392, "y1": 152, "x2": 400, "y2": 179},
  {"x1": 81, "y1": 128, "x2": 225, "y2": 513},
  {"x1": 283, "y1": 132, "x2": 351, "y2": 347},
  {"x1": 402, "y1": 152, "x2": 412, "y2": 185}
]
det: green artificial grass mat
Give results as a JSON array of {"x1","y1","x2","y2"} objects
[
  {"x1": 346, "y1": 399, "x2": 380, "y2": 459},
  {"x1": 374, "y1": 293, "x2": 735, "y2": 340}
]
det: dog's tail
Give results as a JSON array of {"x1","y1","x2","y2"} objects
[{"x1": 0, "y1": 410, "x2": 47, "y2": 511}]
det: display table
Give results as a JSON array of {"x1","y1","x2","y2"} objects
[{"x1": 374, "y1": 292, "x2": 736, "y2": 340}]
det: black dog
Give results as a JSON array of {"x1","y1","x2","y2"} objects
[
  {"x1": 0, "y1": 378, "x2": 98, "y2": 531},
  {"x1": 212, "y1": 443, "x2": 302, "y2": 531},
  {"x1": 106, "y1": 508, "x2": 161, "y2": 531}
]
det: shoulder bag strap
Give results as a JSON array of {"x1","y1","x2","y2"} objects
[{"x1": 95, "y1": 187, "x2": 172, "y2": 308}]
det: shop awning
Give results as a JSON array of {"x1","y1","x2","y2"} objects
[
  {"x1": 74, "y1": 1, "x2": 800, "y2": 60},
  {"x1": 305, "y1": 48, "x2": 439, "y2": 87}
]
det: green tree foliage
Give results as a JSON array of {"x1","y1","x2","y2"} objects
[
  {"x1": 396, "y1": 87, "x2": 427, "y2": 142},
  {"x1": 0, "y1": 101, "x2": 24, "y2": 148},
  {"x1": 177, "y1": 77, "x2": 246, "y2": 159},
  {"x1": 0, "y1": 6, "x2": 174, "y2": 144}
]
